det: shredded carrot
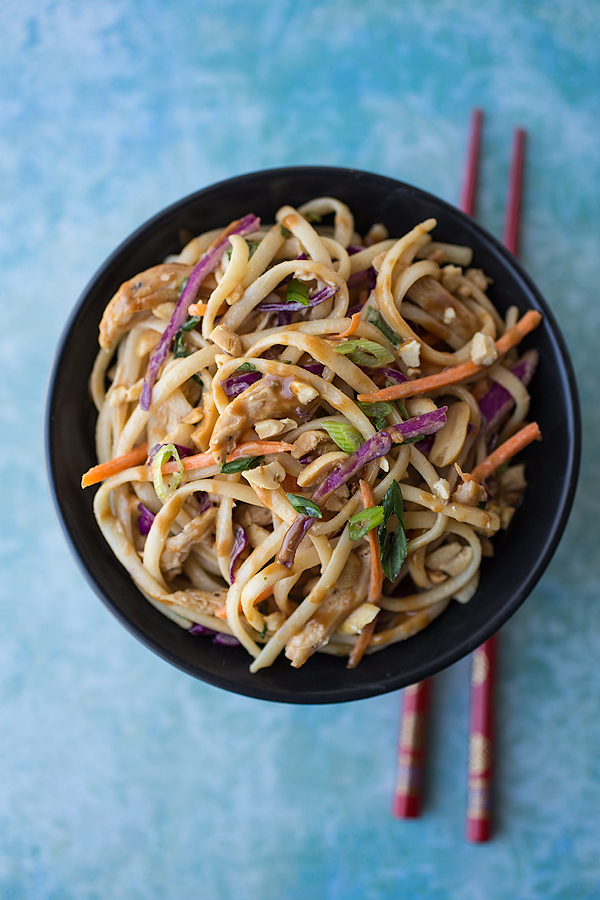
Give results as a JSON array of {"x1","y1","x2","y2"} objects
[
  {"x1": 347, "y1": 479, "x2": 383, "y2": 669},
  {"x1": 187, "y1": 302, "x2": 207, "y2": 316},
  {"x1": 81, "y1": 443, "x2": 149, "y2": 488},
  {"x1": 357, "y1": 309, "x2": 542, "y2": 403},
  {"x1": 254, "y1": 585, "x2": 275, "y2": 606},
  {"x1": 188, "y1": 301, "x2": 227, "y2": 317},
  {"x1": 214, "y1": 605, "x2": 228, "y2": 620},
  {"x1": 163, "y1": 452, "x2": 214, "y2": 474},
  {"x1": 347, "y1": 618, "x2": 377, "y2": 669},
  {"x1": 470, "y1": 421, "x2": 541, "y2": 483},
  {"x1": 333, "y1": 312, "x2": 361, "y2": 339},
  {"x1": 230, "y1": 441, "x2": 294, "y2": 457},
  {"x1": 358, "y1": 479, "x2": 384, "y2": 607},
  {"x1": 83, "y1": 440, "x2": 294, "y2": 487},
  {"x1": 161, "y1": 441, "x2": 294, "y2": 474}
]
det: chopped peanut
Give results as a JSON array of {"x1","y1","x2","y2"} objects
[
  {"x1": 398, "y1": 339, "x2": 421, "y2": 368},
  {"x1": 470, "y1": 332, "x2": 498, "y2": 367},
  {"x1": 210, "y1": 324, "x2": 243, "y2": 356},
  {"x1": 337, "y1": 602, "x2": 380, "y2": 635},
  {"x1": 242, "y1": 460, "x2": 287, "y2": 491},
  {"x1": 290, "y1": 381, "x2": 319, "y2": 405}
]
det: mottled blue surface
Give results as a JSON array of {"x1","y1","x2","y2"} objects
[{"x1": 1, "y1": 1, "x2": 599, "y2": 897}]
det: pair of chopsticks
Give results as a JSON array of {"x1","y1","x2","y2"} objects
[{"x1": 392, "y1": 109, "x2": 526, "y2": 841}]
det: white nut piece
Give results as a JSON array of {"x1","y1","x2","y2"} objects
[
  {"x1": 432, "y1": 478, "x2": 451, "y2": 501},
  {"x1": 290, "y1": 380, "x2": 319, "y2": 405},
  {"x1": 254, "y1": 418, "x2": 286, "y2": 439},
  {"x1": 210, "y1": 324, "x2": 243, "y2": 357},
  {"x1": 337, "y1": 602, "x2": 380, "y2": 635},
  {"x1": 242, "y1": 460, "x2": 287, "y2": 491},
  {"x1": 136, "y1": 330, "x2": 161, "y2": 357},
  {"x1": 398, "y1": 339, "x2": 421, "y2": 368},
  {"x1": 405, "y1": 397, "x2": 437, "y2": 417},
  {"x1": 443, "y1": 305, "x2": 457, "y2": 323},
  {"x1": 470, "y1": 332, "x2": 498, "y2": 367},
  {"x1": 254, "y1": 418, "x2": 298, "y2": 439}
]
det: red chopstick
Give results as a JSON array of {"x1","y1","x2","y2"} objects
[
  {"x1": 460, "y1": 107, "x2": 484, "y2": 218},
  {"x1": 392, "y1": 108, "x2": 485, "y2": 821},
  {"x1": 466, "y1": 637, "x2": 497, "y2": 841},
  {"x1": 392, "y1": 679, "x2": 432, "y2": 817},
  {"x1": 466, "y1": 124, "x2": 526, "y2": 842}
]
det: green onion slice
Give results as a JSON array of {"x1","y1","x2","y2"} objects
[
  {"x1": 366, "y1": 307, "x2": 400, "y2": 347},
  {"x1": 348, "y1": 505, "x2": 385, "y2": 542},
  {"x1": 378, "y1": 480, "x2": 408, "y2": 582},
  {"x1": 286, "y1": 493, "x2": 323, "y2": 519},
  {"x1": 321, "y1": 421, "x2": 364, "y2": 454},
  {"x1": 334, "y1": 338, "x2": 395, "y2": 367},
  {"x1": 220, "y1": 455, "x2": 264, "y2": 474},
  {"x1": 285, "y1": 278, "x2": 310, "y2": 307},
  {"x1": 151, "y1": 444, "x2": 183, "y2": 501}
]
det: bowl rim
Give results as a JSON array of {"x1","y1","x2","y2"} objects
[{"x1": 45, "y1": 165, "x2": 582, "y2": 703}]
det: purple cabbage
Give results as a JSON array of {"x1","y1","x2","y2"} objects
[
  {"x1": 212, "y1": 632, "x2": 240, "y2": 647},
  {"x1": 147, "y1": 442, "x2": 194, "y2": 463},
  {"x1": 347, "y1": 303, "x2": 365, "y2": 316},
  {"x1": 229, "y1": 524, "x2": 248, "y2": 583},
  {"x1": 278, "y1": 515, "x2": 315, "y2": 568},
  {"x1": 189, "y1": 623, "x2": 215, "y2": 636},
  {"x1": 276, "y1": 310, "x2": 293, "y2": 326},
  {"x1": 301, "y1": 362, "x2": 325, "y2": 377},
  {"x1": 197, "y1": 491, "x2": 211, "y2": 514},
  {"x1": 256, "y1": 284, "x2": 338, "y2": 313},
  {"x1": 478, "y1": 350, "x2": 539, "y2": 437},
  {"x1": 137, "y1": 503, "x2": 155, "y2": 535},
  {"x1": 222, "y1": 370, "x2": 262, "y2": 397},
  {"x1": 387, "y1": 407, "x2": 448, "y2": 442},
  {"x1": 188, "y1": 623, "x2": 240, "y2": 646},
  {"x1": 364, "y1": 366, "x2": 408, "y2": 384},
  {"x1": 140, "y1": 213, "x2": 261, "y2": 410},
  {"x1": 416, "y1": 434, "x2": 435, "y2": 457},
  {"x1": 347, "y1": 266, "x2": 377, "y2": 290}
]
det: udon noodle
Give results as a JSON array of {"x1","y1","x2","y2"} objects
[{"x1": 83, "y1": 198, "x2": 542, "y2": 671}]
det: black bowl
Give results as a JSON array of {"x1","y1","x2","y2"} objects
[{"x1": 45, "y1": 166, "x2": 581, "y2": 704}]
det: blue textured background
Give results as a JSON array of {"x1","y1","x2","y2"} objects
[{"x1": 1, "y1": 1, "x2": 599, "y2": 897}]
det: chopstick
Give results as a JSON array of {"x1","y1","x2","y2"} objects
[
  {"x1": 392, "y1": 107, "x2": 484, "y2": 821},
  {"x1": 392, "y1": 679, "x2": 432, "y2": 817},
  {"x1": 466, "y1": 123, "x2": 526, "y2": 843},
  {"x1": 460, "y1": 107, "x2": 484, "y2": 218},
  {"x1": 393, "y1": 112, "x2": 526, "y2": 836}
]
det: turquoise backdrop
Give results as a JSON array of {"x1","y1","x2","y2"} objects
[{"x1": 1, "y1": 1, "x2": 599, "y2": 897}]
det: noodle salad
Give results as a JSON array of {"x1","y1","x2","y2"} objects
[{"x1": 82, "y1": 198, "x2": 542, "y2": 672}]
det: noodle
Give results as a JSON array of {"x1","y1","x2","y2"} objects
[{"x1": 83, "y1": 199, "x2": 542, "y2": 670}]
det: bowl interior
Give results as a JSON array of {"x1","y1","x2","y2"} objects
[{"x1": 46, "y1": 166, "x2": 580, "y2": 703}]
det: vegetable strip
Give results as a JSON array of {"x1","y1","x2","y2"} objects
[
  {"x1": 469, "y1": 421, "x2": 541, "y2": 483},
  {"x1": 81, "y1": 443, "x2": 149, "y2": 488},
  {"x1": 357, "y1": 310, "x2": 542, "y2": 402},
  {"x1": 347, "y1": 480, "x2": 384, "y2": 669}
]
